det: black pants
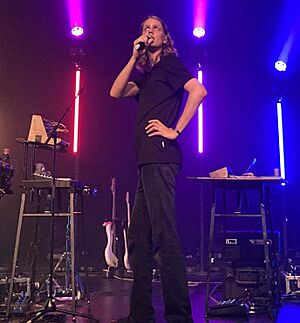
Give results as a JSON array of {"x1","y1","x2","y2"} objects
[{"x1": 128, "y1": 163, "x2": 193, "y2": 323}]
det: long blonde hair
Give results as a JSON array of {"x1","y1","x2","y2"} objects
[{"x1": 136, "y1": 16, "x2": 178, "y2": 73}]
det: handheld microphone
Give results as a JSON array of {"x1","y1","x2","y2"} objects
[
  {"x1": 135, "y1": 34, "x2": 153, "y2": 51},
  {"x1": 135, "y1": 42, "x2": 146, "y2": 51}
]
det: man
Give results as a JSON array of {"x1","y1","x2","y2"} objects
[{"x1": 110, "y1": 15, "x2": 207, "y2": 323}]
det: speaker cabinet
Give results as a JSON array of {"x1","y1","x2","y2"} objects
[{"x1": 222, "y1": 231, "x2": 280, "y2": 299}]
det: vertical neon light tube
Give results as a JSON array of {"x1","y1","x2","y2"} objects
[
  {"x1": 198, "y1": 67, "x2": 203, "y2": 153},
  {"x1": 277, "y1": 98, "x2": 285, "y2": 179},
  {"x1": 73, "y1": 69, "x2": 81, "y2": 153}
]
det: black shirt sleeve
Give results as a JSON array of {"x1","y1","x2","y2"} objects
[
  {"x1": 131, "y1": 78, "x2": 141, "y2": 89},
  {"x1": 131, "y1": 76, "x2": 143, "y2": 100},
  {"x1": 161, "y1": 55, "x2": 194, "y2": 92}
]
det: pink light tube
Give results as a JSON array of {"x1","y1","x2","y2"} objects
[
  {"x1": 73, "y1": 69, "x2": 81, "y2": 153},
  {"x1": 198, "y1": 69, "x2": 203, "y2": 153}
]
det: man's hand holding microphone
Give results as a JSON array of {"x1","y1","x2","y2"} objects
[{"x1": 133, "y1": 33, "x2": 154, "y2": 57}]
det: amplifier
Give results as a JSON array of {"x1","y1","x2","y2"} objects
[
  {"x1": 223, "y1": 231, "x2": 280, "y2": 300},
  {"x1": 224, "y1": 231, "x2": 280, "y2": 267}
]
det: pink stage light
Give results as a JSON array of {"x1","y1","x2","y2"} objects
[
  {"x1": 193, "y1": 0, "x2": 207, "y2": 38},
  {"x1": 71, "y1": 26, "x2": 84, "y2": 37},
  {"x1": 193, "y1": 26, "x2": 206, "y2": 38},
  {"x1": 67, "y1": 0, "x2": 84, "y2": 37},
  {"x1": 73, "y1": 69, "x2": 81, "y2": 153}
]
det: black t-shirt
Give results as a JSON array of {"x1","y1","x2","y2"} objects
[{"x1": 133, "y1": 54, "x2": 194, "y2": 166}]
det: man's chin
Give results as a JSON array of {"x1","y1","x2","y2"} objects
[{"x1": 148, "y1": 45, "x2": 162, "y2": 53}]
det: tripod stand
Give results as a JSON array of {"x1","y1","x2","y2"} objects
[{"x1": 52, "y1": 216, "x2": 84, "y2": 301}]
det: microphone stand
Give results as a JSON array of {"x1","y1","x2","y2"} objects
[{"x1": 27, "y1": 89, "x2": 98, "y2": 322}]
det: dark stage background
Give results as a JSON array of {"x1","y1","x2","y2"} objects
[{"x1": 1, "y1": 0, "x2": 299, "y2": 269}]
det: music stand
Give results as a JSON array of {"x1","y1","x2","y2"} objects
[{"x1": 25, "y1": 89, "x2": 98, "y2": 322}]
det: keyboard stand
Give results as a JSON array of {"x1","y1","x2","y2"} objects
[{"x1": 6, "y1": 178, "x2": 78, "y2": 317}]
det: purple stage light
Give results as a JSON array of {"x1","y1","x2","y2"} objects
[
  {"x1": 193, "y1": 26, "x2": 206, "y2": 38},
  {"x1": 71, "y1": 26, "x2": 84, "y2": 37}
]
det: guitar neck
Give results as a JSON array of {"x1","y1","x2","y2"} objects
[
  {"x1": 111, "y1": 177, "x2": 117, "y2": 221},
  {"x1": 112, "y1": 191, "x2": 116, "y2": 221},
  {"x1": 125, "y1": 192, "x2": 131, "y2": 225},
  {"x1": 111, "y1": 178, "x2": 117, "y2": 255}
]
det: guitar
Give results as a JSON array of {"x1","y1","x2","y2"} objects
[
  {"x1": 123, "y1": 192, "x2": 131, "y2": 270},
  {"x1": 103, "y1": 177, "x2": 118, "y2": 270}
]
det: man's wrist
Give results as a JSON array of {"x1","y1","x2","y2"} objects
[
  {"x1": 129, "y1": 56, "x2": 137, "y2": 65},
  {"x1": 174, "y1": 128, "x2": 181, "y2": 136}
]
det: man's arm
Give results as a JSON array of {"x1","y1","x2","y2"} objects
[
  {"x1": 110, "y1": 34, "x2": 151, "y2": 98},
  {"x1": 110, "y1": 57, "x2": 139, "y2": 98},
  {"x1": 146, "y1": 78, "x2": 207, "y2": 139},
  {"x1": 175, "y1": 78, "x2": 207, "y2": 133}
]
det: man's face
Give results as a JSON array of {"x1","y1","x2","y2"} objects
[{"x1": 142, "y1": 18, "x2": 166, "y2": 48}]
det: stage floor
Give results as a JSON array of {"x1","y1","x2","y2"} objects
[{"x1": 2, "y1": 270, "x2": 300, "y2": 322}]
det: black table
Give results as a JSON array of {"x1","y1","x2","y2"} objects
[{"x1": 188, "y1": 176, "x2": 285, "y2": 317}]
